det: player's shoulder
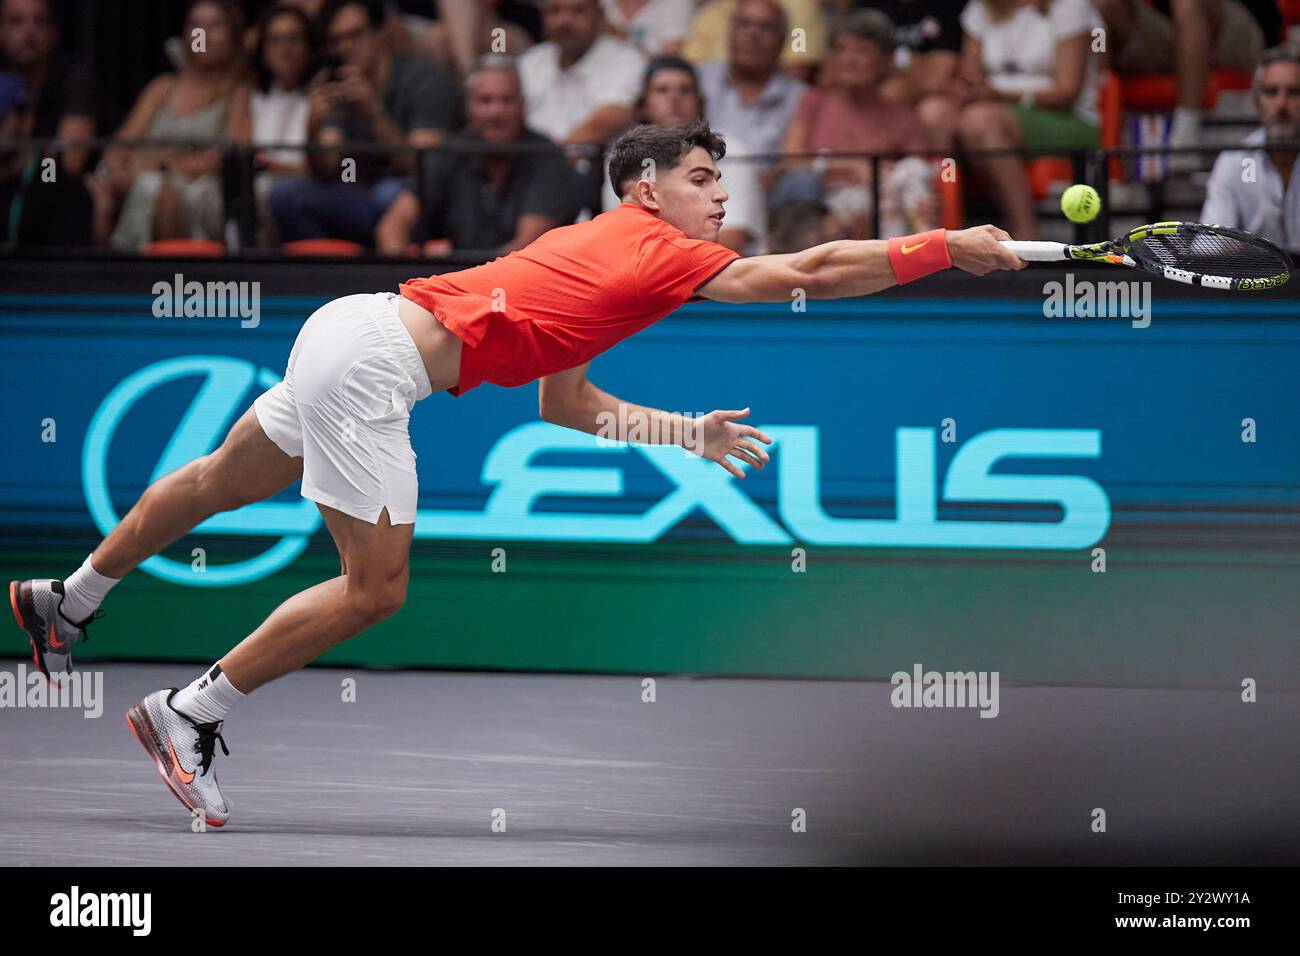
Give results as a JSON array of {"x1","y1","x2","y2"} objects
[
  {"x1": 545, "y1": 206, "x2": 714, "y2": 274},
  {"x1": 611, "y1": 205, "x2": 704, "y2": 250},
  {"x1": 519, "y1": 205, "x2": 652, "y2": 255}
]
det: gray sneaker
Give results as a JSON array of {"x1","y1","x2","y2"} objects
[
  {"x1": 8, "y1": 579, "x2": 104, "y2": 682},
  {"x1": 126, "y1": 688, "x2": 232, "y2": 828}
]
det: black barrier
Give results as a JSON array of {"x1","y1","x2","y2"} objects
[
  {"x1": 4, "y1": 248, "x2": 1299, "y2": 300},
  {"x1": 7, "y1": 135, "x2": 1295, "y2": 259}
]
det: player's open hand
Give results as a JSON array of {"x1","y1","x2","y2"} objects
[
  {"x1": 948, "y1": 225, "x2": 1026, "y2": 275},
  {"x1": 692, "y1": 408, "x2": 772, "y2": 479}
]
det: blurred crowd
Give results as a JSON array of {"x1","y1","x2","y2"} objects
[{"x1": 1, "y1": 0, "x2": 1297, "y2": 257}]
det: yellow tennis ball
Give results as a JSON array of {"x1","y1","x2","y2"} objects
[{"x1": 1061, "y1": 184, "x2": 1101, "y2": 224}]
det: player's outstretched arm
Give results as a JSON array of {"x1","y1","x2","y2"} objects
[
  {"x1": 539, "y1": 363, "x2": 773, "y2": 479},
  {"x1": 697, "y1": 225, "x2": 1026, "y2": 304}
]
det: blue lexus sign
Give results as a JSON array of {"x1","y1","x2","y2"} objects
[
  {"x1": 80, "y1": 352, "x2": 1113, "y2": 584},
  {"x1": 4, "y1": 293, "x2": 1298, "y2": 588}
]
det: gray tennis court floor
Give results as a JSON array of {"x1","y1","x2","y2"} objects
[{"x1": 1, "y1": 663, "x2": 1295, "y2": 866}]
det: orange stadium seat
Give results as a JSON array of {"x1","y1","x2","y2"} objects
[
  {"x1": 139, "y1": 238, "x2": 224, "y2": 257},
  {"x1": 1118, "y1": 70, "x2": 1253, "y2": 111},
  {"x1": 1024, "y1": 71, "x2": 1124, "y2": 200},
  {"x1": 281, "y1": 238, "x2": 365, "y2": 257},
  {"x1": 1099, "y1": 70, "x2": 1123, "y2": 178},
  {"x1": 1027, "y1": 157, "x2": 1075, "y2": 199}
]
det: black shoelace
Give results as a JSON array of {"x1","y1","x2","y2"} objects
[
  {"x1": 57, "y1": 607, "x2": 106, "y2": 644},
  {"x1": 193, "y1": 722, "x2": 230, "y2": 776}
]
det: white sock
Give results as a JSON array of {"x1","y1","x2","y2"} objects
[
  {"x1": 1170, "y1": 107, "x2": 1202, "y2": 146},
  {"x1": 60, "y1": 553, "x2": 120, "y2": 623},
  {"x1": 171, "y1": 663, "x2": 246, "y2": 725}
]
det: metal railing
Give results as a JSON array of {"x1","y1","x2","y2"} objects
[{"x1": 2, "y1": 134, "x2": 1293, "y2": 259}]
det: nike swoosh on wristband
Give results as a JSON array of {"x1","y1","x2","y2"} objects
[
  {"x1": 900, "y1": 239, "x2": 930, "y2": 254},
  {"x1": 168, "y1": 739, "x2": 196, "y2": 784}
]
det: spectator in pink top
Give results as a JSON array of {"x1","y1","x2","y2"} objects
[{"x1": 771, "y1": 9, "x2": 937, "y2": 239}]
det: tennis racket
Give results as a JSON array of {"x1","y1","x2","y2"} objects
[{"x1": 1000, "y1": 221, "x2": 1291, "y2": 291}]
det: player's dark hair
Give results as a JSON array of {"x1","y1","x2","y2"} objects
[{"x1": 607, "y1": 120, "x2": 727, "y2": 199}]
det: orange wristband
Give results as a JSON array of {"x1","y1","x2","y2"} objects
[{"x1": 887, "y1": 228, "x2": 952, "y2": 284}]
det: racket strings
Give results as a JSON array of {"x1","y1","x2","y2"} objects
[{"x1": 1133, "y1": 232, "x2": 1291, "y2": 279}]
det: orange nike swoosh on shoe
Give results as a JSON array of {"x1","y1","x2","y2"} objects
[
  {"x1": 167, "y1": 739, "x2": 196, "y2": 784},
  {"x1": 900, "y1": 239, "x2": 930, "y2": 254},
  {"x1": 47, "y1": 621, "x2": 66, "y2": 651}
]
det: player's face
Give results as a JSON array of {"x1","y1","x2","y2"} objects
[
  {"x1": 1256, "y1": 62, "x2": 1300, "y2": 141},
  {"x1": 651, "y1": 147, "x2": 729, "y2": 241}
]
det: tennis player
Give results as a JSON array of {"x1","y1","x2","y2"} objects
[{"x1": 9, "y1": 121, "x2": 1023, "y2": 826}]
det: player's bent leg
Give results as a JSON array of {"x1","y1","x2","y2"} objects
[
  {"x1": 93, "y1": 405, "x2": 303, "y2": 579},
  {"x1": 218, "y1": 504, "x2": 413, "y2": 694},
  {"x1": 125, "y1": 292, "x2": 424, "y2": 824},
  {"x1": 320, "y1": 502, "x2": 412, "y2": 626},
  {"x1": 12, "y1": 406, "x2": 303, "y2": 682},
  {"x1": 125, "y1": 504, "x2": 411, "y2": 827}
]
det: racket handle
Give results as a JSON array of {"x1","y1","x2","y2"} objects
[{"x1": 1000, "y1": 240, "x2": 1070, "y2": 262}]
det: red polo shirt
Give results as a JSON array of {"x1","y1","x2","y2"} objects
[{"x1": 398, "y1": 203, "x2": 741, "y2": 396}]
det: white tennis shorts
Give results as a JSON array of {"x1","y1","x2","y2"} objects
[{"x1": 253, "y1": 292, "x2": 433, "y2": 525}]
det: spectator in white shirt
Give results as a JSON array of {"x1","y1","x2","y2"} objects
[
  {"x1": 926, "y1": 0, "x2": 1104, "y2": 239},
  {"x1": 601, "y1": 0, "x2": 695, "y2": 56},
  {"x1": 1202, "y1": 43, "x2": 1300, "y2": 252},
  {"x1": 251, "y1": 5, "x2": 315, "y2": 175},
  {"x1": 249, "y1": 4, "x2": 316, "y2": 245},
  {"x1": 603, "y1": 56, "x2": 767, "y2": 254},
  {"x1": 518, "y1": 0, "x2": 646, "y2": 144}
]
